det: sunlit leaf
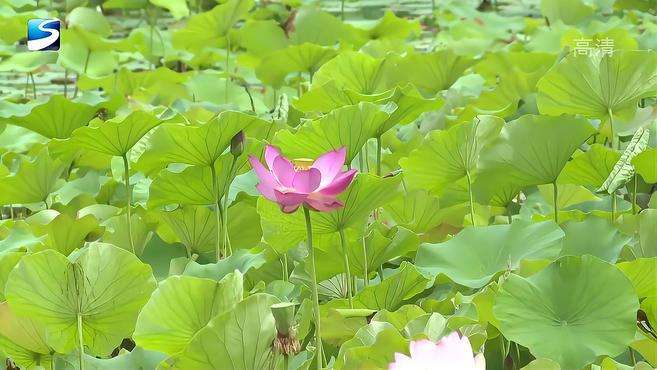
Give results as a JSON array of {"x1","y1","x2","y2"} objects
[{"x1": 5, "y1": 244, "x2": 156, "y2": 356}]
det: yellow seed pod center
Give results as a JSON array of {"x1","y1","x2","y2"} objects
[{"x1": 293, "y1": 158, "x2": 314, "y2": 171}]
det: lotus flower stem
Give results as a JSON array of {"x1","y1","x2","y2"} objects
[
  {"x1": 303, "y1": 206, "x2": 324, "y2": 369},
  {"x1": 63, "y1": 69, "x2": 68, "y2": 97},
  {"x1": 122, "y1": 154, "x2": 135, "y2": 254},
  {"x1": 466, "y1": 170, "x2": 476, "y2": 226},
  {"x1": 361, "y1": 236, "x2": 368, "y2": 287},
  {"x1": 210, "y1": 163, "x2": 222, "y2": 261},
  {"x1": 632, "y1": 173, "x2": 638, "y2": 214},
  {"x1": 552, "y1": 181, "x2": 558, "y2": 224},
  {"x1": 225, "y1": 38, "x2": 231, "y2": 103},
  {"x1": 338, "y1": 228, "x2": 354, "y2": 307},
  {"x1": 24, "y1": 74, "x2": 29, "y2": 98},
  {"x1": 608, "y1": 108, "x2": 617, "y2": 149},
  {"x1": 611, "y1": 193, "x2": 617, "y2": 223},
  {"x1": 629, "y1": 347, "x2": 637, "y2": 365},
  {"x1": 29, "y1": 72, "x2": 36, "y2": 99},
  {"x1": 375, "y1": 136, "x2": 382, "y2": 176},
  {"x1": 77, "y1": 313, "x2": 85, "y2": 370},
  {"x1": 340, "y1": 0, "x2": 345, "y2": 21}
]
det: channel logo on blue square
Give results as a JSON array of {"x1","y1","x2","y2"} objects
[{"x1": 27, "y1": 19, "x2": 60, "y2": 51}]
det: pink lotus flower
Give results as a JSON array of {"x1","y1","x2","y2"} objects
[
  {"x1": 249, "y1": 145, "x2": 357, "y2": 213},
  {"x1": 389, "y1": 332, "x2": 486, "y2": 370}
]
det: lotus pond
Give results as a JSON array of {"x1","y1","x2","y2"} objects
[{"x1": 0, "y1": 0, "x2": 656, "y2": 369}]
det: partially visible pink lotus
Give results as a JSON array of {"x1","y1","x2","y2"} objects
[
  {"x1": 249, "y1": 145, "x2": 357, "y2": 213},
  {"x1": 389, "y1": 332, "x2": 485, "y2": 370}
]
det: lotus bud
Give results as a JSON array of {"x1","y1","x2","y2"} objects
[{"x1": 230, "y1": 130, "x2": 245, "y2": 157}]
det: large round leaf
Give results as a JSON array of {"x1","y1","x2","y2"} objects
[
  {"x1": 400, "y1": 115, "x2": 504, "y2": 193},
  {"x1": 71, "y1": 110, "x2": 161, "y2": 157},
  {"x1": 0, "y1": 95, "x2": 98, "y2": 139},
  {"x1": 415, "y1": 220, "x2": 564, "y2": 288},
  {"x1": 0, "y1": 149, "x2": 65, "y2": 206},
  {"x1": 537, "y1": 51, "x2": 657, "y2": 121},
  {"x1": 255, "y1": 43, "x2": 337, "y2": 88},
  {"x1": 560, "y1": 217, "x2": 631, "y2": 263},
  {"x1": 136, "y1": 111, "x2": 267, "y2": 173},
  {"x1": 494, "y1": 255, "x2": 638, "y2": 369},
  {"x1": 0, "y1": 302, "x2": 53, "y2": 370},
  {"x1": 162, "y1": 293, "x2": 279, "y2": 370},
  {"x1": 5, "y1": 244, "x2": 156, "y2": 356},
  {"x1": 273, "y1": 102, "x2": 394, "y2": 164},
  {"x1": 479, "y1": 114, "x2": 595, "y2": 187},
  {"x1": 134, "y1": 272, "x2": 243, "y2": 355}
]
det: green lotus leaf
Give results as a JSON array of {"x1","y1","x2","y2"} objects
[
  {"x1": 472, "y1": 167, "x2": 524, "y2": 207},
  {"x1": 400, "y1": 115, "x2": 504, "y2": 194},
  {"x1": 0, "y1": 52, "x2": 57, "y2": 72},
  {"x1": 537, "y1": 51, "x2": 657, "y2": 121},
  {"x1": 0, "y1": 95, "x2": 98, "y2": 139},
  {"x1": 390, "y1": 49, "x2": 474, "y2": 96},
  {"x1": 0, "y1": 221, "x2": 43, "y2": 254},
  {"x1": 479, "y1": 114, "x2": 595, "y2": 187},
  {"x1": 136, "y1": 111, "x2": 267, "y2": 172},
  {"x1": 313, "y1": 173, "x2": 402, "y2": 233},
  {"x1": 32, "y1": 213, "x2": 100, "y2": 256},
  {"x1": 102, "y1": 212, "x2": 152, "y2": 256},
  {"x1": 294, "y1": 80, "x2": 389, "y2": 112},
  {"x1": 103, "y1": 0, "x2": 148, "y2": 9},
  {"x1": 360, "y1": 11, "x2": 421, "y2": 41},
  {"x1": 312, "y1": 52, "x2": 393, "y2": 95},
  {"x1": 402, "y1": 312, "x2": 449, "y2": 341},
  {"x1": 288, "y1": 8, "x2": 345, "y2": 47},
  {"x1": 78, "y1": 68, "x2": 189, "y2": 98},
  {"x1": 328, "y1": 261, "x2": 430, "y2": 311},
  {"x1": 617, "y1": 258, "x2": 657, "y2": 299},
  {"x1": 237, "y1": 20, "x2": 288, "y2": 58},
  {"x1": 558, "y1": 144, "x2": 620, "y2": 188},
  {"x1": 156, "y1": 205, "x2": 216, "y2": 261},
  {"x1": 637, "y1": 209, "x2": 657, "y2": 257},
  {"x1": 148, "y1": 145, "x2": 258, "y2": 207},
  {"x1": 149, "y1": 165, "x2": 217, "y2": 207},
  {"x1": 150, "y1": 0, "x2": 189, "y2": 19},
  {"x1": 633, "y1": 147, "x2": 657, "y2": 184},
  {"x1": 494, "y1": 255, "x2": 638, "y2": 369},
  {"x1": 71, "y1": 110, "x2": 161, "y2": 157},
  {"x1": 66, "y1": 7, "x2": 112, "y2": 37},
  {"x1": 353, "y1": 224, "x2": 420, "y2": 279},
  {"x1": 334, "y1": 321, "x2": 408, "y2": 370},
  {"x1": 55, "y1": 346, "x2": 166, "y2": 370},
  {"x1": 57, "y1": 29, "x2": 119, "y2": 78},
  {"x1": 162, "y1": 293, "x2": 278, "y2": 370},
  {"x1": 0, "y1": 251, "x2": 23, "y2": 301},
  {"x1": 0, "y1": 302, "x2": 53, "y2": 370},
  {"x1": 540, "y1": 0, "x2": 595, "y2": 25},
  {"x1": 371, "y1": 305, "x2": 426, "y2": 332},
  {"x1": 383, "y1": 189, "x2": 444, "y2": 233},
  {"x1": 257, "y1": 173, "x2": 400, "y2": 252},
  {"x1": 598, "y1": 127, "x2": 650, "y2": 193},
  {"x1": 134, "y1": 272, "x2": 243, "y2": 355},
  {"x1": 416, "y1": 220, "x2": 564, "y2": 288},
  {"x1": 172, "y1": 0, "x2": 253, "y2": 52},
  {"x1": 522, "y1": 358, "x2": 561, "y2": 370},
  {"x1": 0, "y1": 149, "x2": 65, "y2": 206},
  {"x1": 182, "y1": 249, "x2": 267, "y2": 281},
  {"x1": 5, "y1": 243, "x2": 156, "y2": 356},
  {"x1": 559, "y1": 217, "x2": 630, "y2": 263},
  {"x1": 313, "y1": 224, "x2": 419, "y2": 281},
  {"x1": 274, "y1": 102, "x2": 395, "y2": 164},
  {"x1": 255, "y1": 43, "x2": 337, "y2": 88}
]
